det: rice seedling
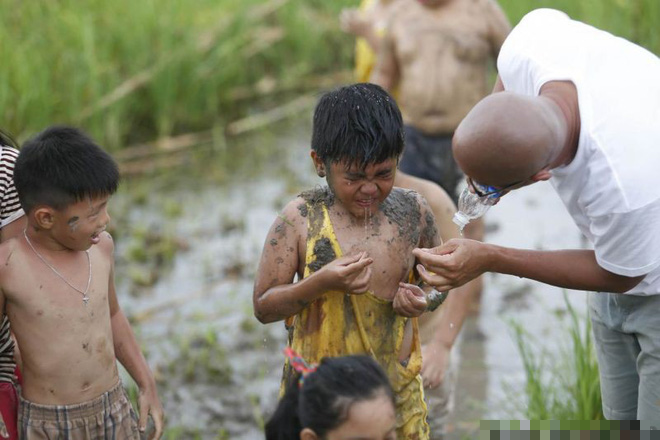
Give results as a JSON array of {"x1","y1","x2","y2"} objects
[{"x1": 508, "y1": 292, "x2": 603, "y2": 420}]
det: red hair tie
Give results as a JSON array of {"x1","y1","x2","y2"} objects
[{"x1": 284, "y1": 347, "x2": 318, "y2": 387}]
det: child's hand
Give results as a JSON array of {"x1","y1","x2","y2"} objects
[
  {"x1": 138, "y1": 385, "x2": 164, "y2": 439},
  {"x1": 321, "y1": 252, "x2": 373, "y2": 294},
  {"x1": 340, "y1": 8, "x2": 370, "y2": 37},
  {"x1": 393, "y1": 282, "x2": 427, "y2": 317}
]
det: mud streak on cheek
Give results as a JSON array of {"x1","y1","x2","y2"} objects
[{"x1": 67, "y1": 216, "x2": 80, "y2": 232}]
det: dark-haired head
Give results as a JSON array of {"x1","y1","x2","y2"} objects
[
  {"x1": 311, "y1": 83, "x2": 404, "y2": 170},
  {"x1": 265, "y1": 355, "x2": 396, "y2": 440},
  {"x1": 14, "y1": 126, "x2": 119, "y2": 214}
]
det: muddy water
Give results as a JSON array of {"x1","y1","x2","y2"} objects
[{"x1": 112, "y1": 121, "x2": 589, "y2": 438}]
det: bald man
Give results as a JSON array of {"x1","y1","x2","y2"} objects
[{"x1": 413, "y1": 8, "x2": 660, "y2": 421}]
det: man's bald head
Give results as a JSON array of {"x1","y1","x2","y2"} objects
[{"x1": 452, "y1": 92, "x2": 563, "y2": 187}]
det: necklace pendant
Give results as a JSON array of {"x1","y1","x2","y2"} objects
[{"x1": 83, "y1": 295, "x2": 90, "y2": 306}]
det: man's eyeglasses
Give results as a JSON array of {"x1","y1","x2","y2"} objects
[{"x1": 467, "y1": 177, "x2": 522, "y2": 200}]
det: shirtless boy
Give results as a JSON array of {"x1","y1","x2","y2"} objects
[
  {"x1": 254, "y1": 83, "x2": 445, "y2": 440},
  {"x1": 371, "y1": 0, "x2": 510, "y2": 198},
  {"x1": 0, "y1": 126, "x2": 163, "y2": 439}
]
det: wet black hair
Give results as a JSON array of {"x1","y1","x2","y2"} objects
[
  {"x1": 265, "y1": 354, "x2": 396, "y2": 440},
  {"x1": 311, "y1": 83, "x2": 404, "y2": 169},
  {"x1": 14, "y1": 126, "x2": 119, "y2": 214}
]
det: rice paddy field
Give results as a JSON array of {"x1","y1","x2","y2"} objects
[{"x1": 1, "y1": 0, "x2": 658, "y2": 437}]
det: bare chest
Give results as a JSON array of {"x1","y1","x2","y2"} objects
[
  {"x1": 5, "y1": 259, "x2": 111, "y2": 332},
  {"x1": 394, "y1": 5, "x2": 492, "y2": 65},
  {"x1": 330, "y1": 212, "x2": 419, "y2": 299}
]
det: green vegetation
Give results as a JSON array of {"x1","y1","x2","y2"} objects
[
  {"x1": 2, "y1": 0, "x2": 657, "y2": 152},
  {"x1": 0, "y1": 0, "x2": 354, "y2": 149},
  {"x1": 509, "y1": 293, "x2": 603, "y2": 420},
  {"x1": 500, "y1": 0, "x2": 659, "y2": 55}
]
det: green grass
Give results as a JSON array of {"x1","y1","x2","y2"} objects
[
  {"x1": 1, "y1": 0, "x2": 657, "y2": 151},
  {"x1": 499, "y1": 0, "x2": 659, "y2": 55},
  {"x1": 0, "y1": 0, "x2": 354, "y2": 149},
  {"x1": 508, "y1": 292, "x2": 603, "y2": 420}
]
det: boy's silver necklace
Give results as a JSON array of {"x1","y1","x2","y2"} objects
[{"x1": 23, "y1": 229, "x2": 92, "y2": 306}]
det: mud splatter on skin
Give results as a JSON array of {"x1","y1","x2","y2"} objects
[
  {"x1": 301, "y1": 186, "x2": 335, "y2": 239},
  {"x1": 307, "y1": 237, "x2": 336, "y2": 272},
  {"x1": 297, "y1": 203, "x2": 308, "y2": 218},
  {"x1": 299, "y1": 186, "x2": 335, "y2": 208},
  {"x1": 421, "y1": 210, "x2": 438, "y2": 247},
  {"x1": 67, "y1": 216, "x2": 80, "y2": 232},
  {"x1": 381, "y1": 188, "x2": 421, "y2": 246}
]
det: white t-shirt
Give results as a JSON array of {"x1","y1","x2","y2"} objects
[{"x1": 498, "y1": 9, "x2": 660, "y2": 295}]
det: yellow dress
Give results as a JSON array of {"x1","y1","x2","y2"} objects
[
  {"x1": 355, "y1": 0, "x2": 399, "y2": 100},
  {"x1": 282, "y1": 197, "x2": 429, "y2": 440},
  {"x1": 355, "y1": 0, "x2": 377, "y2": 83}
]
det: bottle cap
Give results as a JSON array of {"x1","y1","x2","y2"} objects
[{"x1": 452, "y1": 211, "x2": 470, "y2": 229}]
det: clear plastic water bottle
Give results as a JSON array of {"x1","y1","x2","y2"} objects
[{"x1": 452, "y1": 186, "x2": 496, "y2": 233}]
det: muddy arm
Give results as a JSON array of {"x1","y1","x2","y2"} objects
[{"x1": 253, "y1": 199, "x2": 319, "y2": 324}]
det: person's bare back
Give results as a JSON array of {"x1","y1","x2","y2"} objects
[
  {"x1": 373, "y1": 0, "x2": 510, "y2": 134},
  {"x1": 0, "y1": 231, "x2": 118, "y2": 405}
]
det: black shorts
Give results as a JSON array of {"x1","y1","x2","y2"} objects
[{"x1": 399, "y1": 125, "x2": 463, "y2": 204}]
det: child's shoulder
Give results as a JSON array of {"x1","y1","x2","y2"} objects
[
  {"x1": 0, "y1": 236, "x2": 21, "y2": 273},
  {"x1": 91, "y1": 231, "x2": 115, "y2": 260},
  {"x1": 290, "y1": 186, "x2": 335, "y2": 218},
  {"x1": 386, "y1": 186, "x2": 426, "y2": 207},
  {"x1": 383, "y1": 187, "x2": 433, "y2": 223}
]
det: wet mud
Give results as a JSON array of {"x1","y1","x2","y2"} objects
[
  {"x1": 381, "y1": 188, "x2": 421, "y2": 246},
  {"x1": 307, "y1": 237, "x2": 336, "y2": 272}
]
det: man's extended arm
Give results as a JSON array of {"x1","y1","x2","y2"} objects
[{"x1": 414, "y1": 240, "x2": 644, "y2": 294}]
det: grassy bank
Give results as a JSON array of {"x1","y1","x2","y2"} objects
[{"x1": 1, "y1": 0, "x2": 657, "y2": 150}]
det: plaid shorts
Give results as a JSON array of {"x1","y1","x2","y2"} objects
[{"x1": 18, "y1": 381, "x2": 139, "y2": 440}]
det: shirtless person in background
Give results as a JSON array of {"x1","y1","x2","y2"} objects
[{"x1": 371, "y1": 0, "x2": 510, "y2": 304}]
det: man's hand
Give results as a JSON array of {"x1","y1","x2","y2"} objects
[
  {"x1": 321, "y1": 252, "x2": 373, "y2": 294},
  {"x1": 339, "y1": 8, "x2": 371, "y2": 37},
  {"x1": 393, "y1": 282, "x2": 427, "y2": 317},
  {"x1": 421, "y1": 342, "x2": 451, "y2": 389},
  {"x1": 0, "y1": 411, "x2": 8, "y2": 439},
  {"x1": 138, "y1": 385, "x2": 164, "y2": 440},
  {"x1": 413, "y1": 239, "x2": 488, "y2": 291}
]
